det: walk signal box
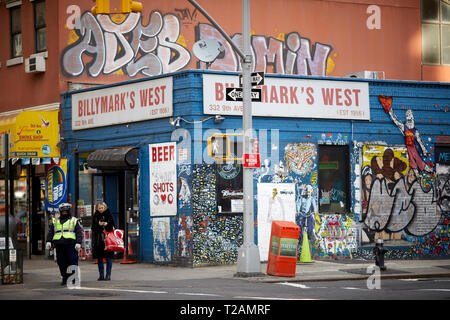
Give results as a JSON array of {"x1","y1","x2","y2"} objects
[
  {"x1": 207, "y1": 133, "x2": 243, "y2": 162},
  {"x1": 267, "y1": 221, "x2": 300, "y2": 277}
]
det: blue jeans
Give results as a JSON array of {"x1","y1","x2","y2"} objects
[{"x1": 97, "y1": 257, "x2": 112, "y2": 278}]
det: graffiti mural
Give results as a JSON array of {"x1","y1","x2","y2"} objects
[
  {"x1": 313, "y1": 214, "x2": 357, "y2": 259},
  {"x1": 174, "y1": 215, "x2": 193, "y2": 261},
  {"x1": 379, "y1": 95, "x2": 433, "y2": 175},
  {"x1": 191, "y1": 164, "x2": 243, "y2": 266},
  {"x1": 61, "y1": 11, "x2": 190, "y2": 77},
  {"x1": 62, "y1": 6, "x2": 334, "y2": 79},
  {"x1": 152, "y1": 217, "x2": 172, "y2": 262},
  {"x1": 197, "y1": 24, "x2": 333, "y2": 76},
  {"x1": 361, "y1": 145, "x2": 442, "y2": 241}
]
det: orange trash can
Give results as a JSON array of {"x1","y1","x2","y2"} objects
[{"x1": 266, "y1": 220, "x2": 300, "y2": 277}]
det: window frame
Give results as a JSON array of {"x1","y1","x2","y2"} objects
[
  {"x1": 33, "y1": 0, "x2": 46, "y2": 53},
  {"x1": 421, "y1": 0, "x2": 450, "y2": 66},
  {"x1": 10, "y1": 5, "x2": 22, "y2": 58}
]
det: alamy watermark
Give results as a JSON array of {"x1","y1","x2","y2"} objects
[
  {"x1": 366, "y1": 265, "x2": 381, "y2": 290},
  {"x1": 66, "y1": 265, "x2": 81, "y2": 289}
]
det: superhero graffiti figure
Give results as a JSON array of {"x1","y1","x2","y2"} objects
[{"x1": 379, "y1": 95, "x2": 433, "y2": 177}]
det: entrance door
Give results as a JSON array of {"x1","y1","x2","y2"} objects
[{"x1": 91, "y1": 170, "x2": 139, "y2": 261}]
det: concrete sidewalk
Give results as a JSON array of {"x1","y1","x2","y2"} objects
[{"x1": 14, "y1": 256, "x2": 450, "y2": 288}]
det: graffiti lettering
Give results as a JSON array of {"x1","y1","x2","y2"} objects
[
  {"x1": 174, "y1": 7, "x2": 198, "y2": 21},
  {"x1": 197, "y1": 24, "x2": 332, "y2": 76},
  {"x1": 61, "y1": 11, "x2": 190, "y2": 78},
  {"x1": 362, "y1": 146, "x2": 442, "y2": 237}
]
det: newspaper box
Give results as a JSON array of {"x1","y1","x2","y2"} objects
[{"x1": 267, "y1": 221, "x2": 300, "y2": 277}]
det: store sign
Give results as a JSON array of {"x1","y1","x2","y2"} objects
[
  {"x1": 13, "y1": 111, "x2": 60, "y2": 157},
  {"x1": 203, "y1": 74, "x2": 370, "y2": 120},
  {"x1": 45, "y1": 159, "x2": 68, "y2": 212},
  {"x1": 243, "y1": 153, "x2": 261, "y2": 168},
  {"x1": 149, "y1": 142, "x2": 177, "y2": 216},
  {"x1": 72, "y1": 77, "x2": 173, "y2": 130}
]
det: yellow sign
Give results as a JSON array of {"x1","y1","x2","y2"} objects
[{"x1": 1, "y1": 111, "x2": 60, "y2": 158}]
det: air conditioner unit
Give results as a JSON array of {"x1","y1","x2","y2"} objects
[
  {"x1": 25, "y1": 56, "x2": 46, "y2": 73},
  {"x1": 346, "y1": 71, "x2": 385, "y2": 79}
]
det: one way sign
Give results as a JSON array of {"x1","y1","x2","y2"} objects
[
  {"x1": 239, "y1": 72, "x2": 264, "y2": 87},
  {"x1": 225, "y1": 87, "x2": 262, "y2": 102}
]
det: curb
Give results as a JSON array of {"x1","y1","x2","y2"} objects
[{"x1": 248, "y1": 271, "x2": 450, "y2": 283}]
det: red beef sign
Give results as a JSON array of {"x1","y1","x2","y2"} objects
[{"x1": 149, "y1": 142, "x2": 177, "y2": 216}]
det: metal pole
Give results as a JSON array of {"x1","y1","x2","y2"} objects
[
  {"x1": 187, "y1": 0, "x2": 261, "y2": 275},
  {"x1": 235, "y1": 0, "x2": 261, "y2": 276},
  {"x1": 3, "y1": 134, "x2": 9, "y2": 264}
]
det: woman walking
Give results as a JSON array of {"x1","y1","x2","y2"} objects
[{"x1": 92, "y1": 202, "x2": 115, "y2": 280}]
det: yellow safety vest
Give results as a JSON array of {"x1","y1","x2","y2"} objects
[{"x1": 52, "y1": 217, "x2": 78, "y2": 241}]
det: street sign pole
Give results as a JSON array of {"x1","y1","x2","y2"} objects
[
  {"x1": 188, "y1": 0, "x2": 261, "y2": 276},
  {"x1": 2, "y1": 134, "x2": 9, "y2": 264},
  {"x1": 237, "y1": 0, "x2": 261, "y2": 276}
]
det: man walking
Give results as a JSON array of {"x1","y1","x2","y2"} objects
[{"x1": 46, "y1": 203, "x2": 83, "y2": 286}]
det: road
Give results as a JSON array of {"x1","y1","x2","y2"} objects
[{"x1": 1, "y1": 276, "x2": 449, "y2": 300}]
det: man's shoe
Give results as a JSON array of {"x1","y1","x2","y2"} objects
[
  {"x1": 105, "y1": 275, "x2": 111, "y2": 281},
  {"x1": 97, "y1": 276, "x2": 104, "y2": 281}
]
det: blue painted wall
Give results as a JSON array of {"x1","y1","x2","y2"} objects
[{"x1": 61, "y1": 70, "x2": 450, "y2": 265}]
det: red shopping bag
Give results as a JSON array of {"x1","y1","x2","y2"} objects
[{"x1": 104, "y1": 229, "x2": 125, "y2": 252}]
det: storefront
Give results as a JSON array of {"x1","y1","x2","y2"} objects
[
  {"x1": 61, "y1": 70, "x2": 450, "y2": 266},
  {"x1": 0, "y1": 106, "x2": 61, "y2": 258}
]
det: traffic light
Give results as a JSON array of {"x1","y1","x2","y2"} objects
[
  {"x1": 120, "y1": 0, "x2": 143, "y2": 13},
  {"x1": 207, "y1": 133, "x2": 243, "y2": 162},
  {"x1": 91, "y1": 0, "x2": 143, "y2": 15},
  {"x1": 91, "y1": 0, "x2": 110, "y2": 15}
]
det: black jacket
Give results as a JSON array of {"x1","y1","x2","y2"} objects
[
  {"x1": 47, "y1": 213, "x2": 83, "y2": 246},
  {"x1": 92, "y1": 208, "x2": 116, "y2": 259}
]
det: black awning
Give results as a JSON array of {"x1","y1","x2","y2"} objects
[{"x1": 86, "y1": 146, "x2": 139, "y2": 170}]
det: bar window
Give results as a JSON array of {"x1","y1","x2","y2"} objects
[
  {"x1": 318, "y1": 145, "x2": 350, "y2": 214},
  {"x1": 10, "y1": 6, "x2": 22, "y2": 58},
  {"x1": 34, "y1": 0, "x2": 46, "y2": 52}
]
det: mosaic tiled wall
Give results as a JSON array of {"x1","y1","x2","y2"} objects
[{"x1": 191, "y1": 164, "x2": 243, "y2": 266}]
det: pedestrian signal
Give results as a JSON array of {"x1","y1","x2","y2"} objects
[{"x1": 207, "y1": 133, "x2": 243, "y2": 162}]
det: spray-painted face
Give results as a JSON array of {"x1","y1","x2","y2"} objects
[{"x1": 406, "y1": 109, "x2": 415, "y2": 129}]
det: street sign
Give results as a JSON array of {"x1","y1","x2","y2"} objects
[
  {"x1": 226, "y1": 87, "x2": 262, "y2": 102},
  {"x1": 243, "y1": 153, "x2": 260, "y2": 168},
  {"x1": 239, "y1": 72, "x2": 264, "y2": 87}
]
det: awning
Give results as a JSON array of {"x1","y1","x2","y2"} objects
[
  {"x1": 0, "y1": 110, "x2": 60, "y2": 159},
  {"x1": 87, "y1": 146, "x2": 139, "y2": 170}
]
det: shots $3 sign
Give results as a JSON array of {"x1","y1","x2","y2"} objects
[{"x1": 149, "y1": 142, "x2": 177, "y2": 216}]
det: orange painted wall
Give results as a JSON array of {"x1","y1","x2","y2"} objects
[
  {"x1": 1, "y1": 0, "x2": 449, "y2": 113},
  {"x1": 0, "y1": 0, "x2": 61, "y2": 112}
]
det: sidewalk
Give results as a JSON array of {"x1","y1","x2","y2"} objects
[{"x1": 15, "y1": 256, "x2": 450, "y2": 288}]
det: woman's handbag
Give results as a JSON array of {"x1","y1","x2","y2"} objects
[{"x1": 104, "y1": 228, "x2": 125, "y2": 252}]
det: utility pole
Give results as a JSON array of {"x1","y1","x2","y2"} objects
[
  {"x1": 2, "y1": 134, "x2": 9, "y2": 264},
  {"x1": 188, "y1": 0, "x2": 261, "y2": 276}
]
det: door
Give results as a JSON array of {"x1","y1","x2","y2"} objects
[
  {"x1": 91, "y1": 170, "x2": 139, "y2": 261},
  {"x1": 124, "y1": 170, "x2": 139, "y2": 262}
]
